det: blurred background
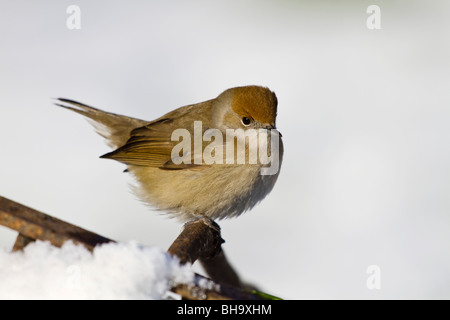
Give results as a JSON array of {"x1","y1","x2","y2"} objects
[{"x1": 1, "y1": 0, "x2": 449, "y2": 299}]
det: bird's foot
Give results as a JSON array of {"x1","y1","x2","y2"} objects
[{"x1": 185, "y1": 215, "x2": 221, "y2": 234}]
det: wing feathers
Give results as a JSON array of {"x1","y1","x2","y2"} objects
[{"x1": 58, "y1": 98, "x2": 214, "y2": 170}]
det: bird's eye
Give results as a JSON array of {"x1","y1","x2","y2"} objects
[{"x1": 241, "y1": 117, "x2": 251, "y2": 126}]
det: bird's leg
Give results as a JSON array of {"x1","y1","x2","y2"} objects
[{"x1": 185, "y1": 215, "x2": 221, "y2": 234}]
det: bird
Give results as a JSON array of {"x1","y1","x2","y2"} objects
[{"x1": 56, "y1": 85, "x2": 283, "y2": 222}]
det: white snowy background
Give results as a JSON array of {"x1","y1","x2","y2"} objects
[{"x1": 1, "y1": 0, "x2": 450, "y2": 299}]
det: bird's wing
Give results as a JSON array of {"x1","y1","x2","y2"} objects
[{"x1": 101, "y1": 108, "x2": 212, "y2": 170}]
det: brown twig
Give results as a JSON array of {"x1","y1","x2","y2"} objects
[
  {"x1": 199, "y1": 250, "x2": 243, "y2": 288},
  {"x1": 0, "y1": 195, "x2": 113, "y2": 252},
  {"x1": 0, "y1": 195, "x2": 266, "y2": 300},
  {"x1": 167, "y1": 218, "x2": 246, "y2": 289},
  {"x1": 167, "y1": 219, "x2": 224, "y2": 265}
]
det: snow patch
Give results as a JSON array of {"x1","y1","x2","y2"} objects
[{"x1": 0, "y1": 240, "x2": 194, "y2": 299}]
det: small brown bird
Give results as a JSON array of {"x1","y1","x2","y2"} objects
[{"x1": 57, "y1": 86, "x2": 283, "y2": 222}]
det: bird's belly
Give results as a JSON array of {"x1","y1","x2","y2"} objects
[{"x1": 129, "y1": 164, "x2": 279, "y2": 221}]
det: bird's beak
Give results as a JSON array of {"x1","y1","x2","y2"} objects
[{"x1": 265, "y1": 124, "x2": 282, "y2": 138}]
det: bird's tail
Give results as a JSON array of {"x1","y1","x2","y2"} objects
[{"x1": 55, "y1": 98, "x2": 147, "y2": 149}]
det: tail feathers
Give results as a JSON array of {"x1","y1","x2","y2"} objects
[{"x1": 55, "y1": 98, "x2": 148, "y2": 149}]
